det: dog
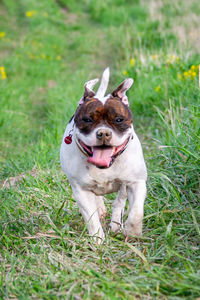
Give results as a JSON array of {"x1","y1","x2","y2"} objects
[{"x1": 60, "y1": 68, "x2": 147, "y2": 243}]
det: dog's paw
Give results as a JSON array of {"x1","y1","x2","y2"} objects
[
  {"x1": 109, "y1": 221, "x2": 122, "y2": 233},
  {"x1": 124, "y1": 221, "x2": 142, "y2": 237},
  {"x1": 99, "y1": 208, "x2": 107, "y2": 220},
  {"x1": 90, "y1": 229, "x2": 105, "y2": 244},
  {"x1": 89, "y1": 228, "x2": 105, "y2": 245},
  {"x1": 98, "y1": 207, "x2": 107, "y2": 220}
]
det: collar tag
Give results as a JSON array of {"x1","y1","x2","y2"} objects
[
  {"x1": 64, "y1": 134, "x2": 72, "y2": 144},
  {"x1": 64, "y1": 127, "x2": 73, "y2": 145}
]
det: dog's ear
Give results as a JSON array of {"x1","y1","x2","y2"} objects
[
  {"x1": 111, "y1": 78, "x2": 133, "y2": 106},
  {"x1": 79, "y1": 78, "x2": 99, "y2": 105}
]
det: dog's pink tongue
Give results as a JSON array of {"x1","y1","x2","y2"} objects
[{"x1": 87, "y1": 147, "x2": 113, "y2": 167}]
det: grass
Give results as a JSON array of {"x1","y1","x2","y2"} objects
[{"x1": 0, "y1": 0, "x2": 200, "y2": 299}]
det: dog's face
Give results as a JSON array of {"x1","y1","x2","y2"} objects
[{"x1": 73, "y1": 69, "x2": 134, "y2": 168}]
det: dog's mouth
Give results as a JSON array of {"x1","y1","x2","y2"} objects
[{"x1": 77, "y1": 138, "x2": 130, "y2": 168}]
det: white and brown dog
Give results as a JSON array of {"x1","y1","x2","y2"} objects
[{"x1": 60, "y1": 68, "x2": 147, "y2": 243}]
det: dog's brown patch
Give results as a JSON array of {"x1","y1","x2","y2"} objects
[{"x1": 74, "y1": 97, "x2": 133, "y2": 134}]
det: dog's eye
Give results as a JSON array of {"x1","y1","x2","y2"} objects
[
  {"x1": 115, "y1": 117, "x2": 124, "y2": 123},
  {"x1": 82, "y1": 116, "x2": 93, "y2": 123}
]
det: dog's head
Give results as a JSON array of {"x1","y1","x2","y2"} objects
[{"x1": 74, "y1": 68, "x2": 134, "y2": 168}]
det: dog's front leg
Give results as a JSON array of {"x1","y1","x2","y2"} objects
[
  {"x1": 110, "y1": 185, "x2": 127, "y2": 233},
  {"x1": 124, "y1": 180, "x2": 146, "y2": 237},
  {"x1": 95, "y1": 196, "x2": 107, "y2": 220},
  {"x1": 71, "y1": 185, "x2": 105, "y2": 243}
]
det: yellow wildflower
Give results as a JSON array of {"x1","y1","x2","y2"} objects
[
  {"x1": 166, "y1": 54, "x2": 179, "y2": 64},
  {"x1": 123, "y1": 70, "x2": 128, "y2": 76},
  {"x1": 25, "y1": 10, "x2": 37, "y2": 18},
  {"x1": 178, "y1": 74, "x2": 182, "y2": 80},
  {"x1": 191, "y1": 72, "x2": 196, "y2": 77},
  {"x1": 170, "y1": 55, "x2": 176, "y2": 61},
  {"x1": 0, "y1": 66, "x2": 7, "y2": 79},
  {"x1": 151, "y1": 54, "x2": 159, "y2": 60},
  {"x1": 0, "y1": 32, "x2": 6, "y2": 38},
  {"x1": 183, "y1": 71, "x2": 189, "y2": 77},
  {"x1": 130, "y1": 58, "x2": 135, "y2": 66},
  {"x1": 155, "y1": 85, "x2": 160, "y2": 92},
  {"x1": 191, "y1": 65, "x2": 199, "y2": 71},
  {"x1": 56, "y1": 55, "x2": 61, "y2": 60}
]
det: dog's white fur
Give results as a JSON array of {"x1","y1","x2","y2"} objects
[
  {"x1": 60, "y1": 69, "x2": 147, "y2": 243},
  {"x1": 95, "y1": 67, "x2": 110, "y2": 101}
]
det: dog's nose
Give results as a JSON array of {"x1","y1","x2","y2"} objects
[{"x1": 96, "y1": 129, "x2": 112, "y2": 142}]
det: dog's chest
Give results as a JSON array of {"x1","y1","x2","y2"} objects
[
  {"x1": 80, "y1": 164, "x2": 127, "y2": 195},
  {"x1": 85, "y1": 177, "x2": 120, "y2": 195}
]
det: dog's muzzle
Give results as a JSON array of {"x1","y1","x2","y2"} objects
[{"x1": 76, "y1": 136, "x2": 132, "y2": 169}]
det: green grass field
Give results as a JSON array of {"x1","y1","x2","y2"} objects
[{"x1": 0, "y1": 0, "x2": 200, "y2": 299}]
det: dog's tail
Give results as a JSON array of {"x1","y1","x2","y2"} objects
[{"x1": 95, "y1": 67, "x2": 110, "y2": 99}]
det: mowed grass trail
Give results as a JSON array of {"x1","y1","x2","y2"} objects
[{"x1": 0, "y1": 0, "x2": 200, "y2": 299}]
